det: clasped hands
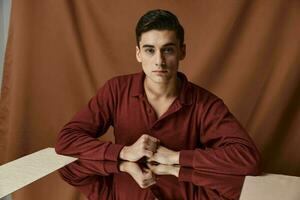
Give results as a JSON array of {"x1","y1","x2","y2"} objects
[
  {"x1": 119, "y1": 134, "x2": 180, "y2": 165},
  {"x1": 119, "y1": 134, "x2": 180, "y2": 188}
]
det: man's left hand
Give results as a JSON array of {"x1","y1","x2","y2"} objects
[{"x1": 147, "y1": 146, "x2": 180, "y2": 165}]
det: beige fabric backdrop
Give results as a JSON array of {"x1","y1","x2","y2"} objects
[{"x1": 0, "y1": 0, "x2": 299, "y2": 199}]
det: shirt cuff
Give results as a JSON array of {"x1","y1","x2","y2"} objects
[
  {"x1": 178, "y1": 167, "x2": 193, "y2": 182},
  {"x1": 179, "y1": 150, "x2": 194, "y2": 168},
  {"x1": 103, "y1": 161, "x2": 120, "y2": 174},
  {"x1": 104, "y1": 143, "x2": 125, "y2": 161}
]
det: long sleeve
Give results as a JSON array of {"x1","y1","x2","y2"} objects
[
  {"x1": 179, "y1": 167, "x2": 244, "y2": 199},
  {"x1": 55, "y1": 80, "x2": 124, "y2": 161},
  {"x1": 179, "y1": 98, "x2": 261, "y2": 175},
  {"x1": 58, "y1": 160, "x2": 118, "y2": 200},
  {"x1": 59, "y1": 160, "x2": 119, "y2": 185}
]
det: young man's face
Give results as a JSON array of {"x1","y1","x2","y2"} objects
[{"x1": 136, "y1": 30, "x2": 186, "y2": 84}]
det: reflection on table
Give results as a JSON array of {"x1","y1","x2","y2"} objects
[{"x1": 59, "y1": 159, "x2": 245, "y2": 200}]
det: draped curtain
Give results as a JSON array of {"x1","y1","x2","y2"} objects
[{"x1": 0, "y1": 0, "x2": 299, "y2": 199}]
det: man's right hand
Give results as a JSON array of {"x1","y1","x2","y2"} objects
[{"x1": 119, "y1": 134, "x2": 160, "y2": 162}]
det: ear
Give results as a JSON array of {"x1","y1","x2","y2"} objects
[
  {"x1": 136, "y1": 46, "x2": 142, "y2": 62},
  {"x1": 179, "y1": 44, "x2": 186, "y2": 60}
]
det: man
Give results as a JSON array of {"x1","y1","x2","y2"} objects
[{"x1": 55, "y1": 9, "x2": 260, "y2": 181}]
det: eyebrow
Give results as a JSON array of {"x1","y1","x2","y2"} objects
[{"x1": 142, "y1": 43, "x2": 177, "y2": 48}]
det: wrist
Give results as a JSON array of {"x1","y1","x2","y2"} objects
[
  {"x1": 171, "y1": 166, "x2": 180, "y2": 177},
  {"x1": 171, "y1": 151, "x2": 180, "y2": 164},
  {"x1": 119, "y1": 161, "x2": 127, "y2": 172},
  {"x1": 119, "y1": 146, "x2": 128, "y2": 160}
]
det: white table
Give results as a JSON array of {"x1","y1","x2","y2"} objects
[
  {"x1": 0, "y1": 148, "x2": 77, "y2": 198},
  {"x1": 240, "y1": 173, "x2": 300, "y2": 199}
]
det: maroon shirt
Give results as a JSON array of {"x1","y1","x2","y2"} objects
[
  {"x1": 55, "y1": 72, "x2": 260, "y2": 175},
  {"x1": 59, "y1": 160, "x2": 245, "y2": 200}
]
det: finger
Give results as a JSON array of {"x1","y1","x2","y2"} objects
[
  {"x1": 142, "y1": 167, "x2": 151, "y2": 174},
  {"x1": 148, "y1": 137, "x2": 160, "y2": 146},
  {"x1": 147, "y1": 157, "x2": 153, "y2": 163},
  {"x1": 142, "y1": 134, "x2": 160, "y2": 144},
  {"x1": 147, "y1": 163, "x2": 163, "y2": 175},
  {"x1": 146, "y1": 157, "x2": 159, "y2": 165},
  {"x1": 146, "y1": 162, "x2": 159, "y2": 168},
  {"x1": 143, "y1": 171, "x2": 156, "y2": 183},
  {"x1": 143, "y1": 177, "x2": 156, "y2": 185},
  {"x1": 140, "y1": 135, "x2": 160, "y2": 153},
  {"x1": 146, "y1": 162, "x2": 157, "y2": 171},
  {"x1": 140, "y1": 179, "x2": 156, "y2": 188},
  {"x1": 143, "y1": 149, "x2": 154, "y2": 158},
  {"x1": 144, "y1": 142, "x2": 158, "y2": 153},
  {"x1": 138, "y1": 171, "x2": 156, "y2": 188}
]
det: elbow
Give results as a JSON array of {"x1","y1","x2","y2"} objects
[
  {"x1": 54, "y1": 133, "x2": 69, "y2": 156},
  {"x1": 233, "y1": 144, "x2": 261, "y2": 176},
  {"x1": 55, "y1": 138, "x2": 72, "y2": 156},
  {"x1": 54, "y1": 140, "x2": 65, "y2": 155},
  {"x1": 245, "y1": 160, "x2": 261, "y2": 176},
  {"x1": 251, "y1": 156, "x2": 261, "y2": 176},
  {"x1": 54, "y1": 127, "x2": 75, "y2": 156},
  {"x1": 58, "y1": 166, "x2": 82, "y2": 186},
  {"x1": 244, "y1": 148, "x2": 262, "y2": 176},
  {"x1": 54, "y1": 143, "x2": 63, "y2": 155}
]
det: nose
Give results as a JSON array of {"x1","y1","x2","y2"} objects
[{"x1": 155, "y1": 51, "x2": 166, "y2": 67}]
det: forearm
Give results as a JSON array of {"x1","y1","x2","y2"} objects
[
  {"x1": 55, "y1": 124, "x2": 124, "y2": 161},
  {"x1": 179, "y1": 143, "x2": 261, "y2": 175},
  {"x1": 178, "y1": 167, "x2": 244, "y2": 199},
  {"x1": 56, "y1": 80, "x2": 121, "y2": 160},
  {"x1": 58, "y1": 161, "x2": 114, "y2": 198}
]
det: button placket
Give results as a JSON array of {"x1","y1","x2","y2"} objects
[
  {"x1": 153, "y1": 102, "x2": 183, "y2": 127},
  {"x1": 141, "y1": 96, "x2": 157, "y2": 126}
]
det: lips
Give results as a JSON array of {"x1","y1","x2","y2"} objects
[{"x1": 152, "y1": 70, "x2": 167, "y2": 73}]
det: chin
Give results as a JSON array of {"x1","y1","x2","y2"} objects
[{"x1": 152, "y1": 77, "x2": 170, "y2": 84}]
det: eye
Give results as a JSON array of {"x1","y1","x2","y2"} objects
[
  {"x1": 145, "y1": 48, "x2": 155, "y2": 54},
  {"x1": 163, "y1": 47, "x2": 174, "y2": 54}
]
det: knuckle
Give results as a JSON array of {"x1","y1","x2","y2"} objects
[
  {"x1": 142, "y1": 140, "x2": 147, "y2": 146},
  {"x1": 141, "y1": 146, "x2": 147, "y2": 153},
  {"x1": 144, "y1": 174, "x2": 152, "y2": 179},
  {"x1": 142, "y1": 134, "x2": 148, "y2": 139},
  {"x1": 142, "y1": 179, "x2": 147, "y2": 184}
]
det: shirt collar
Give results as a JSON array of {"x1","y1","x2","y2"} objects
[
  {"x1": 130, "y1": 71, "x2": 145, "y2": 97},
  {"x1": 177, "y1": 72, "x2": 193, "y2": 105},
  {"x1": 130, "y1": 71, "x2": 193, "y2": 106}
]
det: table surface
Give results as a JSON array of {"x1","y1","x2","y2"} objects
[
  {"x1": 240, "y1": 173, "x2": 300, "y2": 200},
  {"x1": 1, "y1": 148, "x2": 300, "y2": 200},
  {"x1": 0, "y1": 148, "x2": 77, "y2": 198}
]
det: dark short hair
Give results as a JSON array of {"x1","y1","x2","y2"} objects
[{"x1": 135, "y1": 9, "x2": 184, "y2": 47}]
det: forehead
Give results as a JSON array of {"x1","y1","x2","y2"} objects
[{"x1": 139, "y1": 30, "x2": 179, "y2": 47}]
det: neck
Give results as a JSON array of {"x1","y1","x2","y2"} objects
[{"x1": 144, "y1": 76, "x2": 181, "y2": 100}]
